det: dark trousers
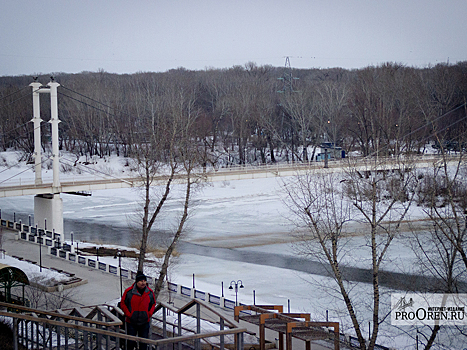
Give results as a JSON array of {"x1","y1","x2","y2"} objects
[{"x1": 126, "y1": 322, "x2": 150, "y2": 350}]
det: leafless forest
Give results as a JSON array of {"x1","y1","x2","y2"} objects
[{"x1": 1, "y1": 62, "x2": 466, "y2": 166}]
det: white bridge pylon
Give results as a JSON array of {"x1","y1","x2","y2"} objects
[{"x1": 29, "y1": 79, "x2": 63, "y2": 240}]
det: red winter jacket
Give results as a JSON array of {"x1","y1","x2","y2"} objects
[{"x1": 120, "y1": 283, "x2": 156, "y2": 326}]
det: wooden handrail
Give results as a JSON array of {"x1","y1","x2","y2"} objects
[
  {"x1": 0, "y1": 309, "x2": 247, "y2": 346},
  {"x1": 0, "y1": 301, "x2": 121, "y2": 326}
]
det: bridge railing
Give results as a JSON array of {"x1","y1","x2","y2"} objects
[{"x1": 0, "y1": 153, "x2": 450, "y2": 190}]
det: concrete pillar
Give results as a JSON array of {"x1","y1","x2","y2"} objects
[
  {"x1": 47, "y1": 81, "x2": 61, "y2": 190},
  {"x1": 34, "y1": 194, "x2": 64, "y2": 241},
  {"x1": 29, "y1": 81, "x2": 43, "y2": 185}
]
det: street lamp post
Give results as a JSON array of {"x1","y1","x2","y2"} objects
[
  {"x1": 114, "y1": 250, "x2": 125, "y2": 297},
  {"x1": 37, "y1": 225, "x2": 43, "y2": 272},
  {"x1": 229, "y1": 280, "x2": 244, "y2": 306}
]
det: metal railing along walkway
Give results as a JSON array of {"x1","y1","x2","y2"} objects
[{"x1": 0, "y1": 300, "x2": 247, "y2": 350}]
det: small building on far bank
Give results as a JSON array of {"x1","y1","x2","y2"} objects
[{"x1": 315, "y1": 142, "x2": 345, "y2": 162}]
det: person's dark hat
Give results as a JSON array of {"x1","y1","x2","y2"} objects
[{"x1": 135, "y1": 271, "x2": 147, "y2": 283}]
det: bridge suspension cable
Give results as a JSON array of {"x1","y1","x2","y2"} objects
[
  {"x1": 59, "y1": 157, "x2": 133, "y2": 185},
  {"x1": 0, "y1": 92, "x2": 31, "y2": 110},
  {"x1": 60, "y1": 85, "x2": 118, "y2": 112},
  {"x1": 58, "y1": 91, "x2": 121, "y2": 119},
  {"x1": 362, "y1": 102, "x2": 467, "y2": 159},
  {"x1": 59, "y1": 84, "x2": 135, "y2": 121},
  {"x1": 0, "y1": 156, "x2": 52, "y2": 185},
  {"x1": 0, "y1": 85, "x2": 30, "y2": 102}
]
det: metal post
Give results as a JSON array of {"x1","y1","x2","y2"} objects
[
  {"x1": 220, "y1": 318, "x2": 225, "y2": 350},
  {"x1": 38, "y1": 225, "x2": 42, "y2": 272},
  {"x1": 324, "y1": 148, "x2": 329, "y2": 168},
  {"x1": 71, "y1": 232, "x2": 73, "y2": 245},
  {"x1": 230, "y1": 280, "x2": 244, "y2": 306},
  {"x1": 253, "y1": 290, "x2": 256, "y2": 305},
  {"x1": 193, "y1": 273, "x2": 195, "y2": 288},
  {"x1": 235, "y1": 285, "x2": 238, "y2": 306},
  {"x1": 288, "y1": 299, "x2": 290, "y2": 313},
  {"x1": 163, "y1": 306, "x2": 167, "y2": 350},
  {"x1": 13, "y1": 318, "x2": 18, "y2": 350},
  {"x1": 196, "y1": 303, "x2": 201, "y2": 350},
  {"x1": 118, "y1": 252, "x2": 123, "y2": 297},
  {"x1": 221, "y1": 282, "x2": 224, "y2": 297},
  {"x1": 237, "y1": 332, "x2": 244, "y2": 350},
  {"x1": 44, "y1": 219, "x2": 46, "y2": 231},
  {"x1": 177, "y1": 313, "x2": 182, "y2": 350},
  {"x1": 28, "y1": 215, "x2": 31, "y2": 226},
  {"x1": 14, "y1": 212, "x2": 15, "y2": 222}
]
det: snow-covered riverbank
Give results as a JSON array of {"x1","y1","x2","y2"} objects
[{"x1": 0, "y1": 152, "x2": 461, "y2": 349}]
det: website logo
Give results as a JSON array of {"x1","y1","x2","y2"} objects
[{"x1": 391, "y1": 293, "x2": 467, "y2": 326}]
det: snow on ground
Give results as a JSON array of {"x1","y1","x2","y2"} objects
[
  {"x1": 0, "y1": 151, "x2": 463, "y2": 349},
  {"x1": 0, "y1": 255, "x2": 73, "y2": 286}
]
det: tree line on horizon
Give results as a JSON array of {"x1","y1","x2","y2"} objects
[{"x1": 0, "y1": 61, "x2": 466, "y2": 166}]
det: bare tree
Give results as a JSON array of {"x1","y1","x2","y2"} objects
[
  {"x1": 404, "y1": 145, "x2": 467, "y2": 349},
  {"x1": 284, "y1": 155, "x2": 417, "y2": 350},
  {"x1": 129, "y1": 75, "x2": 204, "y2": 300},
  {"x1": 25, "y1": 280, "x2": 76, "y2": 310},
  {"x1": 280, "y1": 88, "x2": 317, "y2": 162}
]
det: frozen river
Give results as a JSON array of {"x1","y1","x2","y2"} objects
[
  {"x1": 0, "y1": 177, "x2": 455, "y2": 293},
  {"x1": 1, "y1": 176, "x2": 463, "y2": 348}
]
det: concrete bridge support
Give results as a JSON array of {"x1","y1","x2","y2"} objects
[
  {"x1": 34, "y1": 194, "x2": 63, "y2": 240},
  {"x1": 29, "y1": 79, "x2": 64, "y2": 241}
]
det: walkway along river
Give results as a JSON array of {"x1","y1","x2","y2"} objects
[{"x1": 4, "y1": 208, "x2": 466, "y2": 294}]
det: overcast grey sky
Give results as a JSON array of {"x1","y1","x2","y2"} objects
[{"x1": 1, "y1": 1, "x2": 466, "y2": 76}]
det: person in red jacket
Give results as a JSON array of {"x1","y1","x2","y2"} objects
[{"x1": 120, "y1": 271, "x2": 156, "y2": 350}]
